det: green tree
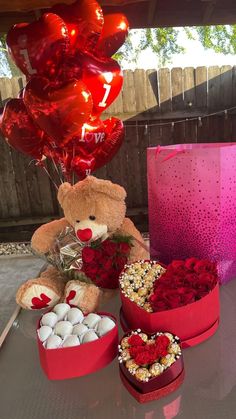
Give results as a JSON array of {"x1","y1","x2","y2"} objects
[
  {"x1": 0, "y1": 34, "x2": 21, "y2": 77},
  {"x1": 115, "y1": 25, "x2": 236, "y2": 67}
]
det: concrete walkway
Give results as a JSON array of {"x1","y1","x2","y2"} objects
[{"x1": 0, "y1": 255, "x2": 44, "y2": 334}]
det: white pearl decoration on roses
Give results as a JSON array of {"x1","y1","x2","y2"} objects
[
  {"x1": 63, "y1": 335, "x2": 80, "y2": 348},
  {"x1": 72, "y1": 323, "x2": 88, "y2": 337},
  {"x1": 53, "y1": 303, "x2": 70, "y2": 321},
  {"x1": 38, "y1": 325, "x2": 53, "y2": 342},
  {"x1": 96, "y1": 317, "x2": 115, "y2": 337},
  {"x1": 54, "y1": 321, "x2": 73, "y2": 338},
  {"x1": 83, "y1": 313, "x2": 101, "y2": 329},
  {"x1": 46, "y1": 335, "x2": 62, "y2": 349},
  {"x1": 82, "y1": 330, "x2": 99, "y2": 343},
  {"x1": 41, "y1": 312, "x2": 58, "y2": 328},
  {"x1": 66, "y1": 308, "x2": 84, "y2": 325}
]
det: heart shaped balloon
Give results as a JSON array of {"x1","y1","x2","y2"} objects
[
  {"x1": 50, "y1": 0, "x2": 104, "y2": 53},
  {"x1": 60, "y1": 52, "x2": 123, "y2": 117},
  {"x1": 0, "y1": 98, "x2": 45, "y2": 159},
  {"x1": 67, "y1": 117, "x2": 124, "y2": 178},
  {"x1": 72, "y1": 118, "x2": 107, "y2": 154},
  {"x1": 23, "y1": 77, "x2": 93, "y2": 145},
  {"x1": 94, "y1": 117, "x2": 124, "y2": 170},
  {"x1": 7, "y1": 13, "x2": 69, "y2": 79},
  {"x1": 94, "y1": 13, "x2": 129, "y2": 58}
]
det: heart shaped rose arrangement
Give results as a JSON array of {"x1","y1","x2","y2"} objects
[
  {"x1": 120, "y1": 258, "x2": 218, "y2": 313},
  {"x1": 118, "y1": 330, "x2": 182, "y2": 382},
  {"x1": 0, "y1": 0, "x2": 129, "y2": 180}
]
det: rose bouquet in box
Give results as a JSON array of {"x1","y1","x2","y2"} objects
[
  {"x1": 119, "y1": 258, "x2": 220, "y2": 347},
  {"x1": 118, "y1": 329, "x2": 184, "y2": 403}
]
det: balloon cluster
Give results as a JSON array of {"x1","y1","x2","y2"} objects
[{"x1": 0, "y1": 0, "x2": 129, "y2": 180}]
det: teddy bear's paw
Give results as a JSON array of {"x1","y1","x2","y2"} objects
[
  {"x1": 16, "y1": 278, "x2": 62, "y2": 310},
  {"x1": 64, "y1": 280, "x2": 101, "y2": 313}
]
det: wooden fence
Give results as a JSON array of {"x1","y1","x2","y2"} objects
[{"x1": 0, "y1": 65, "x2": 236, "y2": 238}]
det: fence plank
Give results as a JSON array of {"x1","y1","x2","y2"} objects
[
  {"x1": 158, "y1": 68, "x2": 172, "y2": 113},
  {"x1": 122, "y1": 70, "x2": 136, "y2": 114},
  {"x1": 208, "y1": 66, "x2": 221, "y2": 111},
  {"x1": 195, "y1": 66, "x2": 207, "y2": 109},
  {"x1": 134, "y1": 69, "x2": 148, "y2": 112},
  {"x1": 183, "y1": 67, "x2": 196, "y2": 110},
  {"x1": 146, "y1": 69, "x2": 159, "y2": 113},
  {"x1": 220, "y1": 65, "x2": 233, "y2": 109},
  {"x1": 171, "y1": 68, "x2": 184, "y2": 111}
]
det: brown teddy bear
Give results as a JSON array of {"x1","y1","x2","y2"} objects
[{"x1": 16, "y1": 176, "x2": 148, "y2": 312}]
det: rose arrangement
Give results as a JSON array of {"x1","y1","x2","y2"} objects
[
  {"x1": 118, "y1": 330, "x2": 181, "y2": 382},
  {"x1": 149, "y1": 258, "x2": 218, "y2": 312},
  {"x1": 81, "y1": 236, "x2": 132, "y2": 289}
]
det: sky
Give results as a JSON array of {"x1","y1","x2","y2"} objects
[{"x1": 124, "y1": 28, "x2": 236, "y2": 70}]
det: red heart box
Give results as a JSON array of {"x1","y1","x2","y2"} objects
[
  {"x1": 119, "y1": 331, "x2": 185, "y2": 403},
  {"x1": 119, "y1": 261, "x2": 220, "y2": 348},
  {"x1": 37, "y1": 310, "x2": 118, "y2": 380}
]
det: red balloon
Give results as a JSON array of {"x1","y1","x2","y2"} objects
[
  {"x1": 94, "y1": 117, "x2": 124, "y2": 170},
  {"x1": 23, "y1": 77, "x2": 93, "y2": 145},
  {"x1": 94, "y1": 14, "x2": 129, "y2": 58},
  {"x1": 6, "y1": 13, "x2": 69, "y2": 78},
  {"x1": 60, "y1": 52, "x2": 123, "y2": 117},
  {"x1": 71, "y1": 155, "x2": 96, "y2": 179},
  {"x1": 72, "y1": 118, "x2": 107, "y2": 153},
  {"x1": 63, "y1": 116, "x2": 124, "y2": 179},
  {"x1": 51, "y1": 0, "x2": 104, "y2": 53},
  {"x1": 0, "y1": 98, "x2": 45, "y2": 159}
]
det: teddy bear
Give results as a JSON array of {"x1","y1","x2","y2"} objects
[{"x1": 16, "y1": 176, "x2": 149, "y2": 312}]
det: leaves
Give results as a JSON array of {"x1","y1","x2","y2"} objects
[{"x1": 113, "y1": 25, "x2": 236, "y2": 67}]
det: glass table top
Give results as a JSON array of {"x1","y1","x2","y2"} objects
[{"x1": 1, "y1": 280, "x2": 236, "y2": 419}]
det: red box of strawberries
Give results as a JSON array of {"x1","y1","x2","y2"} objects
[
  {"x1": 37, "y1": 304, "x2": 118, "y2": 380},
  {"x1": 119, "y1": 258, "x2": 220, "y2": 348}
]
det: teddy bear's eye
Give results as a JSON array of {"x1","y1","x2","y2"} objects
[
  {"x1": 89, "y1": 215, "x2": 96, "y2": 221},
  {"x1": 76, "y1": 220, "x2": 80, "y2": 223}
]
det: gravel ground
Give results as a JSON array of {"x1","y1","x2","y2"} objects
[{"x1": 0, "y1": 242, "x2": 33, "y2": 256}]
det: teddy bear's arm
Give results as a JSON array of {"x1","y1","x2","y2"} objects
[
  {"x1": 117, "y1": 217, "x2": 149, "y2": 262},
  {"x1": 31, "y1": 218, "x2": 70, "y2": 255}
]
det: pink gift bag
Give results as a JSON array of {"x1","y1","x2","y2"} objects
[{"x1": 147, "y1": 143, "x2": 236, "y2": 284}]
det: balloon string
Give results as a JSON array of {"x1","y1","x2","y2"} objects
[
  {"x1": 42, "y1": 165, "x2": 59, "y2": 191},
  {"x1": 72, "y1": 145, "x2": 75, "y2": 186},
  {"x1": 51, "y1": 157, "x2": 63, "y2": 184}
]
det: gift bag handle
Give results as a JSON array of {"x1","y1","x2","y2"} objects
[{"x1": 155, "y1": 145, "x2": 186, "y2": 162}]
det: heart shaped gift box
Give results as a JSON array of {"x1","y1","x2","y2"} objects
[
  {"x1": 37, "y1": 308, "x2": 118, "y2": 380},
  {"x1": 119, "y1": 260, "x2": 220, "y2": 348},
  {"x1": 118, "y1": 330, "x2": 185, "y2": 403}
]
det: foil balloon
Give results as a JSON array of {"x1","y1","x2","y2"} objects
[
  {"x1": 60, "y1": 52, "x2": 123, "y2": 117},
  {"x1": 71, "y1": 155, "x2": 96, "y2": 179},
  {"x1": 6, "y1": 13, "x2": 69, "y2": 79},
  {"x1": 23, "y1": 77, "x2": 93, "y2": 146},
  {"x1": 0, "y1": 98, "x2": 45, "y2": 160},
  {"x1": 50, "y1": 0, "x2": 104, "y2": 53},
  {"x1": 94, "y1": 117, "x2": 124, "y2": 170},
  {"x1": 94, "y1": 13, "x2": 129, "y2": 58},
  {"x1": 72, "y1": 118, "x2": 107, "y2": 154}
]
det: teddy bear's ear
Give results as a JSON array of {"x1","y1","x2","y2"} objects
[
  {"x1": 92, "y1": 178, "x2": 127, "y2": 201},
  {"x1": 57, "y1": 182, "x2": 72, "y2": 206}
]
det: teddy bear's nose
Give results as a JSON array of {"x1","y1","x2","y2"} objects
[{"x1": 76, "y1": 228, "x2": 93, "y2": 242}]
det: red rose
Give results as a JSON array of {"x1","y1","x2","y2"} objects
[
  {"x1": 155, "y1": 335, "x2": 170, "y2": 347},
  {"x1": 116, "y1": 256, "x2": 127, "y2": 271},
  {"x1": 129, "y1": 346, "x2": 143, "y2": 358},
  {"x1": 103, "y1": 258, "x2": 113, "y2": 270},
  {"x1": 184, "y1": 257, "x2": 199, "y2": 270},
  {"x1": 134, "y1": 350, "x2": 152, "y2": 366},
  {"x1": 119, "y1": 242, "x2": 131, "y2": 255},
  {"x1": 82, "y1": 247, "x2": 96, "y2": 263},
  {"x1": 128, "y1": 334, "x2": 145, "y2": 347},
  {"x1": 169, "y1": 260, "x2": 185, "y2": 270},
  {"x1": 194, "y1": 259, "x2": 217, "y2": 274},
  {"x1": 102, "y1": 240, "x2": 118, "y2": 256}
]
